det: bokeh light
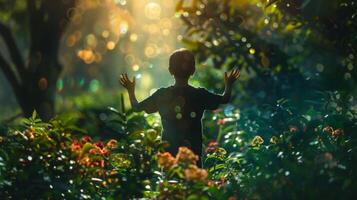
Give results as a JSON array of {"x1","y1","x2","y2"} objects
[{"x1": 145, "y1": 2, "x2": 162, "y2": 20}]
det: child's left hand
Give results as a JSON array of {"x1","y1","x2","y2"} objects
[{"x1": 119, "y1": 73, "x2": 136, "y2": 92}]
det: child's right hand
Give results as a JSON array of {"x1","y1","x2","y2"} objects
[
  {"x1": 224, "y1": 68, "x2": 240, "y2": 87},
  {"x1": 119, "y1": 73, "x2": 136, "y2": 92}
]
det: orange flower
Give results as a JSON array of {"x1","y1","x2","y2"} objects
[
  {"x1": 79, "y1": 156, "x2": 91, "y2": 166},
  {"x1": 25, "y1": 129, "x2": 35, "y2": 139},
  {"x1": 106, "y1": 139, "x2": 118, "y2": 149},
  {"x1": 323, "y1": 126, "x2": 344, "y2": 138},
  {"x1": 100, "y1": 148, "x2": 110, "y2": 156},
  {"x1": 332, "y1": 128, "x2": 344, "y2": 137},
  {"x1": 71, "y1": 140, "x2": 81, "y2": 152},
  {"x1": 157, "y1": 152, "x2": 176, "y2": 169},
  {"x1": 89, "y1": 147, "x2": 101, "y2": 155},
  {"x1": 184, "y1": 164, "x2": 208, "y2": 182},
  {"x1": 175, "y1": 147, "x2": 198, "y2": 165},
  {"x1": 208, "y1": 140, "x2": 219, "y2": 147}
]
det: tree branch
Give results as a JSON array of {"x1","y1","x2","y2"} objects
[{"x1": 0, "y1": 22, "x2": 27, "y2": 81}]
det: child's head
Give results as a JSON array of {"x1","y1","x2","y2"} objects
[{"x1": 169, "y1": 48, "x2": 195, "y2": 80}]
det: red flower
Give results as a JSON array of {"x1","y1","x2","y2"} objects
[
  {"x1": 100, "y1": 160, "x2": 105, "y2": 167},
  {"x1": 217, "y1": 119, "x2": 226, "y2": 125},
  {"x1": 213, "y1": 108, "x2": 222, "y2": 113},
  {"x1": 89, "y1": 148, "x2": 100, "y2": 155},
  {"x1": 208, "y1": 140, "x2": 219, "y2": 147},
  {"x1": 205, "y1": 147, "x2": 216, "y2": 153},
  {"x1": 94, "y1": 141, "x2": 105, "y2": 149},
  {"x1": 80, "y1": 136, "x2": 92, "y2": 144},
  {"x1": 289, "y1": 126, "x2": 299, "y2": 133}
]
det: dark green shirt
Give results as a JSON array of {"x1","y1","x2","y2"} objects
[{"x1": 133, "y1": 85, "x2": 222, "y2": 162}]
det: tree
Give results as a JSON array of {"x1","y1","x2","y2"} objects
[
  {"x1": 176, "y1": 0, "x2": 356, "y2": 108},
  {"x1": 0, "y1": 0, "x2": 75, "y2": 121}
]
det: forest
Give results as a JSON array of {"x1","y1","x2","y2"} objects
[{"x1": 0, "y1": 0, "x2": 356, "y2": 199}]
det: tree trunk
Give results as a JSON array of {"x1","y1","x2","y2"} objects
[
  {"x1": 0, "y1": 0, "x2": 75, "y2": 121},
  {"x1": 20, "y1": 58, "x2": 61, "y2": 121}
]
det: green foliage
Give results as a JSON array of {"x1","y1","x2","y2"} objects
[
  {"x1": 0, "y1": 108, "x2": 167, "y2": 199},
  {"x1": 203, "y1": 94, "x2": 357, "y2": 199},
  {"x1": 0, "y1": 112, "x2": 95, "y2": 199}
]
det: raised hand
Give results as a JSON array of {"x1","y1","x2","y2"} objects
[
  {"x1": 119, "y1": 73, "x2": 136, "y2": 92},
  {"x1": 224, "y1": 68, "x2": 240, "y2": 87}
]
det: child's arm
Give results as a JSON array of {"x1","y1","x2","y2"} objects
[
  {"x1": 221, "y1": 68, "x2": 240, "y2": 104},
  {"x1": 119, "y1": 73, "x2": 138, "y2": 108},
  {"x1": 120, "y1": 73, "x2": 161, "y2": 113}
]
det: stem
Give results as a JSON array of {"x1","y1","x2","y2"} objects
[{"x1": 216, "y1": 124, "x2": 224, "y2": 143}]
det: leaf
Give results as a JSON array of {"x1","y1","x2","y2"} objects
[
  {"x1": 81, "y1": 142, "x2": 93, "y2": 155},
  {"x1": 146, "y1": 129, "x2": 158, "y2": 142},
  {"x1": 31, "y1": 111, "x2": 38, "y2": 120}
]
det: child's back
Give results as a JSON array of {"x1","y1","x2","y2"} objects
[{"x1": 134, "y1": 85, "x2": 222, "y2": 165}]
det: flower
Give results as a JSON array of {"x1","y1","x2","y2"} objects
[
  {"x1": 206, "y1": 140, "x2": 219, "y2": 153},
  {"x1": 94, "y1": 141, "x2": 105, "y2": 149},
  {"x1": 100, "y1": 148, "x2": 110, "y2": 156},
  {"x1": 89, "y1": 147, "x2": 101, "y2": 155},
  {"x1": 25, "y1": 129, "x2": 35, "y2": 139},
  {"x1": 213, "y1": 108, "x2": 222, "y2": 113},
  {"x1": 269, "y1": 136, "x2": 279, "y2": 144},
  {"x1": 251, "y1": 136, "x2": 264, "y2": 147},
  {"x1": 157, "y1": 152, "x2": 176, "y2": 169},
  {"x1": 323, "y1": 126, "x2": 334, "y2": 134},
  {"x1": 175, "y1": 147, "x2": 199, "y2": 165},
  {"x1": 332, "y1": 128, "x2": 344, "y2": 137},
  {"x1": 106, "y1": 139, "x2": 118, "y2": 149},
  {"x1": 323, "y1": 126, "x2": 344, "y2": 138},
  {"x1": 71, "y1": 139, "x2": 81, "y2": 152},
  {"x1": 323, "y1": 152, "x2": 333, "y2": 162},
  {"x1": 208, "y1": 140, "x2": 219, "y2": 147},
  {"x1": 80, "y1": 136, "x2": 92, "y2": 144},
  {"x1": 289, "y1": 126, "x2": 299, "y2": 133},
  {"x1": 184, "y1": 164, "x2": 208, "y2": 182},
  {"x1": 205, "y1": 147, "x2": 217, "y2": 154},
  {"x1": 217, "y1": 119, "x2": 226, "y2": 125}
]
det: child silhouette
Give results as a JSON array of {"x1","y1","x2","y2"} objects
[{"x1": 120, "y1": 48, "x2": 240, "y2": 167}]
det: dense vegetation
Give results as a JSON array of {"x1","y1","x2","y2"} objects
[{"x1": 1, "y1": 0, "x2": 356, "y2": 199}]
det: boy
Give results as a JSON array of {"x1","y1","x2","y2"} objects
[{"x1": 120, "y1": 48, "x2": 240, "y2": 167}]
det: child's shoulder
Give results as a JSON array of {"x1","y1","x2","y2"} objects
[{"x1": 157, "y1": 85, "x2": 208, "y2": 94}]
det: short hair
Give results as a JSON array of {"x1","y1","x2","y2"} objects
[{"x1": 169, "y1": 48, "x2": 195, "y2": 79}]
